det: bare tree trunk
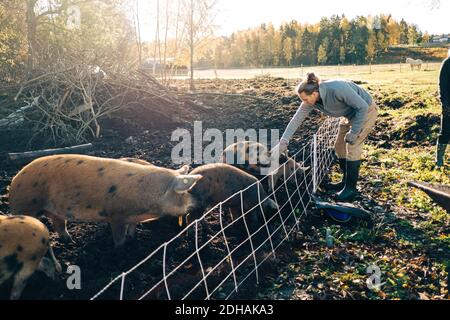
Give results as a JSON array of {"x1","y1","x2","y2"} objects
[
  {"x1": 135, "y1": 0, "x2": 142, "y2": 65},
  {"x1": 174, "y1": 0, "x2": 181, "y2": 54},
  {"x1": 172, "y1": 0, "x2": 181, "y2": 77},
  {"x1": 173, "y1": 0, "x2": 186, "y2": 74},
  {"x1": 189, "y1": 0, "x2": 195, "y2": 91},
  {"x1": 153, "y1": 0, "x2": 160, "y2": 75},
  {"x1": 26, "y1": 0, "x2": 37, "y2": 75},
  {"x1": 163, "y1": 0, "x2": 170, "y2": 82},
  {"x1": 157, "y1": 0, "x2": 163, "y2": 78}
]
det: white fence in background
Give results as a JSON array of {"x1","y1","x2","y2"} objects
[
  {"x1": 173, "y1": 62, "x2": 442, "y2": 80},
  {"x1": 91, "y1": 117, "x2": 340, "y2": 300}
]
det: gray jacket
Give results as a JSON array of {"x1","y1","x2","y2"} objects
[{"x1": 281, "y1": 79, "x2": 373, "y2": 143}]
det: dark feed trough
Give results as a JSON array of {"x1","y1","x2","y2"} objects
[{"x1": 408, "y1": 181, "x2": 450, "y2": 213}]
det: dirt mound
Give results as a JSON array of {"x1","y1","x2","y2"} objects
[
  {"x1": 369, "y1": 112, "x2": 441, "y2": 149},
  {"x1": 376, "y1": 93, "x2": 411, "y2": 110},
  {"x1": 391, "y1": 113, "x2": 440, "y2": 145},
  {"x1": 384, "y1": 97, "x2": 407, "y2": 109}
]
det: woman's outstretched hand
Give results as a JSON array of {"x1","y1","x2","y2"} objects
[
  {"x1": 271, "y1": 139, "x2": 289, "y2": 156},
  {"x1": 345, "y1": 132, "x2": 358, "y2": 145}
]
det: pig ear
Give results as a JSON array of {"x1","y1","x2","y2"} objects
[
  {"x1": 38, "y1": 257, "x2": 56, "y2": 280},
  {"x1": 265, "y1": 199, "x2": 279, "y2": 211},
  {"x1": 176, "y1": 165, "x2": 190, "y2": 175},
  {"x1": 267, "y1": 170, "x2": 280, "y2": 193},
  {"x1": 173, "y1": 174, "x2": 203, "y2": 194}
]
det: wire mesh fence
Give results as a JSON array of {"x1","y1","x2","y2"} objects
[{"x1": 91, "y1": 117, "x2": 340, "y2": 300}]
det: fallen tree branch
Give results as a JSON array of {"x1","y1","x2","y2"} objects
[
  {"x1": 8, "y1": 143, "x2": 93, "y2": 163},
  {"x1": 14, "y1": 68, "x2": 75, "y2": 101}
]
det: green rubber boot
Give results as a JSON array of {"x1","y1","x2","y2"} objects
[
  {"x1": 336, "y1": 160, "x2": 361, "y2": 202},
  {"x1": 436, "y1": 143, "x2": 447, "y2": 168}
]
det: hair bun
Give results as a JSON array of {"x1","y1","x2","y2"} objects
[
  {"x1": 306, "y1": 72, "x2": 319, "y2": 84},
  {"x1": 297, "y1": 73, "x2": 320, "y2": 95}
]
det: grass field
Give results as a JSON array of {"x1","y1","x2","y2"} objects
[{"x1": 186, "y1": 62, "x2": 443, "y2": 81}]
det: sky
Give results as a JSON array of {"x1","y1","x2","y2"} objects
[
  {"x1": 214, "y1": 0, "x2": 449, "y2": 35},
  {"x1": 137, "y1": 0, "x2": 450, "y2": 41}
]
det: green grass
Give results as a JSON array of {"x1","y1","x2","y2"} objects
[{"x1": 190, "y1": 62, "x2": 443, "y2": 81}]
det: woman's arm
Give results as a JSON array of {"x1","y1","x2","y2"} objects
[
  {"x1": 280, "y1": 102, "x2": 313, "y2": 143},
  {"x1": 336, "y1": 83, "x2": 370, "y2": 135}
]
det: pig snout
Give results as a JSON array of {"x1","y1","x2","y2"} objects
[
  {"x1": 264, "y1": 198, "x2": 278, "y2": 211},
  {"x1": 0, "y1": 215, "x2": 61, "y2": 300}
]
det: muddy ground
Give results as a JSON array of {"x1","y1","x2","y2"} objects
[
  {"x1": 0, "y1": 77, "x2": 325, "y2": 299},
  {"x1": 0, "y1": 77, "x2": 448, "y2": 300}
]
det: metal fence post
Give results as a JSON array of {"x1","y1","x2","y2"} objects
[
  {"x1": 119, "y1": 272, "x2": 126, "y2": 300},
  {"x1": 313, "y1": 134, "x2": 318, "y2": 194}
]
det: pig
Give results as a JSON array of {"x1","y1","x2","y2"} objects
[
  {"x1": 188, "y1": 163, "x2": 278, "y2": 224},
  {"x1": 119, "y1": 158, "x2": 190, "y2": 175},
  {"x1": 0, "y1": 214, "x2": 62, "y2": 300},
  {"x1": 221, "y1": 141, "x2": 309, "y2": 192},
  {"x1": 119, "y1": 158, "x2": 156, "y2": 166},
  {"x1": 8, "y1": 154, "x2": 203, "y2": 247},
  {"x1": 119, "y1": 158, "x2": 191, "y2": 229}
]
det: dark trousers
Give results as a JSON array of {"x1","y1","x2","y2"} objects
[{"x1": 438, "y1": 108, "x2": 450, "y2": 145}]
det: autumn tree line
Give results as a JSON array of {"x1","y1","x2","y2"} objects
[
  {"x1": 197, "y1": 15, "x2": 431, "y2": 68},
  {"x1": 0, "y1": 0, "x2": 215, "y2": 84},
  {"x1": 0, "y1": 1, "x2": 440, "y2": 82}
]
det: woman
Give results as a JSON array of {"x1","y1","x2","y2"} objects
[
  {"x1": 436, "y1": 48, "x2": 450, "y2": 168},
  {"x1": 272, "y1": 73, "x2": 378, "y2": 202}
]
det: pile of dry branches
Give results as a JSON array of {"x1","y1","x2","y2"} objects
[{"x1": 0, "y1": 61, "x2": 200, "y2": 147}]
